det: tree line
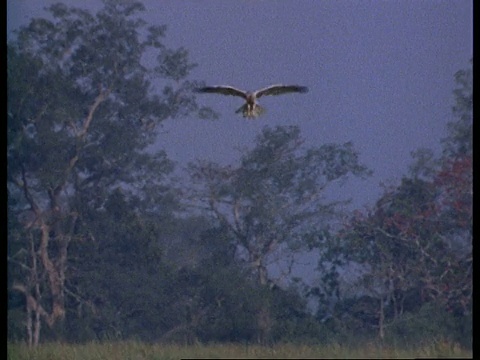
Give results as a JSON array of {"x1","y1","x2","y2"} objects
[{"x1": 7, "y1": 1, "x2": 471, "y2": 348}]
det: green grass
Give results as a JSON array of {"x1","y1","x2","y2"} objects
[{"x1": 7, "y1": 340, "x2": 472, "y2": 359}]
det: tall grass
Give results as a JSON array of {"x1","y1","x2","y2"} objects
[{"x1": 7, "y1": 340, "x2": 472, "y2": 360}]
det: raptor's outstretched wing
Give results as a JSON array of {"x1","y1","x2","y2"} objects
[
  {"x1": 194, "y1": 86, "x2": 247, "y2": 99},
  {"x1": 255, "y1": 84, "x2": 309, "y2": 98}
]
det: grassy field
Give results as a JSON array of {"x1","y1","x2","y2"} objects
[{"x1": 7, "y1": 340, "x2": 472, "y2": 359}]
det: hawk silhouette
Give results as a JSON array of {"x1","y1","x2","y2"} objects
[{"x1": 194, "y1": 84, "x2": 309, "y2": 118}]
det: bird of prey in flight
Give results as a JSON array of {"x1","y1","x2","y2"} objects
[{"x1": 194, "y1": 84, "x2": 309, "y2": 119}]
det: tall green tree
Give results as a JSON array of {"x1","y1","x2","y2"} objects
[
  {"x1": 7, "y1": 0, "x2": 207, "y2": 346},
  {"x1": 188, "y1": 125, "x2": 370, "y2": 343},
  {"x1": 323, "y1": 62, "x2": 472, "y2": 345}
]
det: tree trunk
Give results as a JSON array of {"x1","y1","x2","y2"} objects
[
  {"x1": 13, "y1": 216, "x2": 70, "y2": 346},
  {"x1": 33, "y1": 305, "x2": 41, "y2": 347},
  {"x1": 253, "y1": 256, "x2": 272, "y2": 344},
  {"x1": 256, "y1": 305, "x2": 271, "y2": 345},
  {"x1": 378, "y1": 296, "x2": 385, "y2": 340},
  {"x1": 21, "y1": 288, "x2": 43, "y2": 347},
  {"x1": 26, "y1": 304, "x2": 32, "y2": 347}
]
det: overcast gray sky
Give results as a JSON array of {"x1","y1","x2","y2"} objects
[{"x1": 8, "y1": 0, "x2": 473, "y2": 210}]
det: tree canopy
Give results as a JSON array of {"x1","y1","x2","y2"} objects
[
  {"x1": 7, "y1": 0, "x2": 205, "y2": 346},
  {"x1": 312, "y1": 60, "x2": 472, "y2": 346}
]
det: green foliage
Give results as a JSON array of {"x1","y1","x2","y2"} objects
[
  {"x1": 189, "y1": 125, "x2": 370, "y2": 284},
  {"x1": 324, "y1": 162, "x2": 471, "y2": 344},
  {"x1": 385, "y1": 301, "x2": 471, "y2": 348},
  {"x1": 313, "y1": 62, "x2": 472, "y2": 347},
  {"x1": 64, "y1": 189, "x2": 186, "y2": 343},
  {"x1": 7, "y1": 0, "x2": 206, "y2": 345},
  {"x1": 7, "y1": 0, "x2": 207, "y2": 200},
  {"x1": 187, "y1": 125, "x2": 370, "y2": 344}
]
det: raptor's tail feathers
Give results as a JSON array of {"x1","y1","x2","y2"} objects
[{"x1": 235, "y1": 104, "x2": 266, "y2": 119}]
